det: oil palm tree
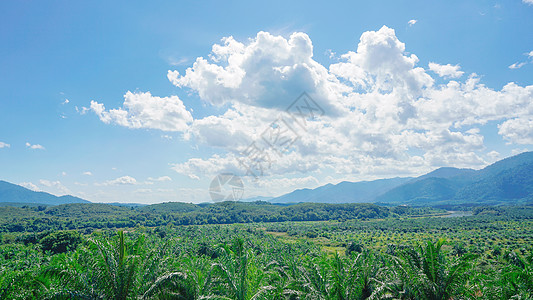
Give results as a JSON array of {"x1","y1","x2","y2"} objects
[
  {"x1": 499, "y1": 251, "x2": 533, "y2": 299},
  {"x1": 43, "y1": 231, "x2": 197, "y2": 299},
  {"x1": 208, "y1": 237, "x2": 272, "y2": 300},
  {"x1": 383, "y1": 239, "x2": 473, "y2": 300}
]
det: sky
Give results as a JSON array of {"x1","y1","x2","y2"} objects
[{"x1": 1, "y1": 0, "x2": 532, "y2": 204}]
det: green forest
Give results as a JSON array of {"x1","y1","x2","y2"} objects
[{"x1": 1, "y1": 203, "x2": 532, "y2": 299}]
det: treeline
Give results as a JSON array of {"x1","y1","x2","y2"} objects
[{"x1": 0, "y1": 201, "x2": 445, "y2": 234}]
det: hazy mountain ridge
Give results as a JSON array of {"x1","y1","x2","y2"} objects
[
  {"x1": 0, "y1": 180, "x2": 89, "y2": 205},
  {"x1": 270, "y1": 177, "x2": 413, "y2": 204},
  {"x1": 273, "y1": 151, "x2": 533, "y2": 205}
]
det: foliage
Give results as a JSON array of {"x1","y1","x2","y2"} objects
[{"x1": 0, "y1": 206, "x2": 532, "y2": 299}]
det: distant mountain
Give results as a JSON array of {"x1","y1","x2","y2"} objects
[
  {"x1": 137, "y1": 201, "x2": 199, "y2": 213},
  {"x1": 375, "y1": 152, "x2": 533, "y2": 205},
  {"x1": 0, "y1": 180, "x2": 89, "y2": 205},
  {"x1": 413, "y1": 167, "x2": 476, "y2": 182},
  {"x1": 270, "y1": 177, "x2": 412, "y2": 203},
  {"x1": 374, "y1": 177, "x2": 463, "y2": 204},
  {"x1": 271, "y1": 151, "x2": 533, "y2": 206},
  {"x1": 241, "y1": 196, "x2": 275, "y2": 202},
  {"x1": 454, "y1": 160, "x2": 533, "y2": 204}
]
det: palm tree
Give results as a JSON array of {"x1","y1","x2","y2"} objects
[
  {"x1": 302, "y1": 250, "x2": 383, "y2": 300},
  {"x1": 43, "y1": 231, "x2": 197, "y2": 299},
  {"x1": 499, "y1": 251, "x2": 533, "y2": 299},
  {"x1": 208, "y1": 238, "x2": 271, "y2": 300},
  {"x1": 383, "y1": 239, "x2": 473, "y2": 300}
]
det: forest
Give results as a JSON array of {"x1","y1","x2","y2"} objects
[
  {"x1": 0, "y1": 204, "x2": 532, "y2": 299},
  {"x1": 0, "y1": 201, "x2": 445, "y2": 234}
]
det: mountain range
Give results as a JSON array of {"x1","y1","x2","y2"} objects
[
  {"x1": 270, "y1": 151, "x2": 533, "y2": 206},
  {"x1": 1, "y1": 151, "x2": 533, "y2": 207}
]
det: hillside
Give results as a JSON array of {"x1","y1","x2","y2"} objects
[
  {"x1": 374, "y1": 151, "x2": 533, "y2": 205},
  {"x1": 270, "y1": 177, "x2": 412, "y2": 203},
  {"x1": 272, "y1": 151, "x2": 533, "y2": 206},
  {"x1": 0, "y1": 180, "x2": 90, "y2": 205}
]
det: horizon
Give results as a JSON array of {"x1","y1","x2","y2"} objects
[
  {"x1": 2, "y1": 149, "x2": 530, "y2": 204},
  {"x1": 1, "y1": 1, "x2": 533, "y2": 204}
]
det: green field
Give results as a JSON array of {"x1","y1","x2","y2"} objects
[{"x1": 1, "y1": 204, "x2": 532, "y2": 299}]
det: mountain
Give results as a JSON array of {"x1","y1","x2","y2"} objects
[
  {"x1": 271, "y1": 151, "x2": 533, "y2": 206},
  {"x1": 454, "y1": 161, "x2": 533, "y2": 204},
  {"x1": 241, "y1": 196, "x2": 275, "y2": 202},
  {"x1": 270, "y1": 177, "x2": 412, "y2": 203},
  {"x1": 376, "y1": 151, "x2": 533, "y2": 205},
  {"x1": 0, "y1": 180, "x2": 90, "y2": 205},
  {"x1": 413, "y1": 167, "x2": 476, "y2": 182}
]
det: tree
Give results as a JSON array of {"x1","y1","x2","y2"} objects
[
  {"x1": 384, "y1": 239, "x2": 473, "y2": 300},
  {"x1": 43, "y1": 231, "x2": 197, "y2": 299},
  {"x1": 40, "y1": 230, "x2": 82, "y2": 254}
]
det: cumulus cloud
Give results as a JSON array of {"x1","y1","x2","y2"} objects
[
  {"x1": 91, "y1": 91, "x2": 192, "y2": 132},
  {"x1": 524, "y1": 0, "x2": 533, "y2": 5},
  {"x1": 26, "y1": 142, "x2": 45, "y2": 150},
  {"x1": 498, "y1": 118, "x2": 533, "y2": 144},
  {"x1": 83, "y1": 171, "x2": 93, "y2": 176},
  {"x1": 147, "y1": 176, "x2": 172, "y2": 182},
  {"x1": 0, "y1": 142, "x2": 10, "y2": 148},
  {"x1": 487, "y1": 150, "x2": 500, "y2": 160},
  {"x1": 408, "y1": 19, "x2": 417, "y2": 26},
  {"x1": 172, "y1": 154, "x2": 242, "y2": 180},
  {"x1": 428, "y1": 62, "x2": 464, "y2": 78},
  {"x1": 20, "y1": 182, "x2": 40, "y2": 191},
  {"x1": 39, "y1": 179, "x2": 71, "y2": 195},
  {"x1": 101, "y1": 176, "x2": 138, "y2": 186},
  {"x1": 169, "y1": 26, "x2": 533, "y2": 180},
  {"x1": 89, "y1": 26, "x2": 533, "y2": 184},
  {"x1": 168, "y1": 32, "x2": 345, "y2": 113}
]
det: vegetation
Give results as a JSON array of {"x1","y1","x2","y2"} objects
[
  {"x1": 0, "y1": 205, "x2": 532, "y2": 299},
  {"x1": 0, "y1": 201, "x2": 445, "y2": 234}
]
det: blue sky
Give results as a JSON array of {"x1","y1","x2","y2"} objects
[{"x1": 1, "y1": 0, "x2": 532, "y2": 203}]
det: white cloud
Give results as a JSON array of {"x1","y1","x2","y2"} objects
[
  {"x1": 83, "y1": 171, "x2": 93, "y2": 176},
  {"x1": 76, "y1": 106, "x2": 90, "y2": 115},
  {"x1": 39, "y1": 179, "x2": 71, "y2": 195},
  {"x1": 19, "y1": 182, "x2": 40, "y2": 191},
  {"x1": 91, "y1": 91, "x2": 192, "y2": 132},
  {"x1": 101, "y1": 176, "x2": 138, "y2": 186},
  {"x1": 428, "y1": 62, "x2": 464, "y2": 78},
  {"x1": 408, "y1": 19, "x2": 417, "y2": 26},
  {"x1": 528, "y1": 50, "x2": 533, "y2": 58},
  {"x1": 25, "y1": 142, "x2": 45, "y2": 150},
  {"x1": 498, "y1": 118, "x2": 533, "y2": 144},
  {"x1": 331, "y1": 26, "x2": 433, "y2": 97},
  {"x1": 172, "y1": 154, "x2": 242, "y2": 180},
  {"x1": 62, "y1": 99, "x2": 70, "y2": 105},
  {"x1": 487, "y1": 150, "x2": 500, "y2": 160},
  {"x1": 147, "y1": 176, "x2": 172, "y2": 182},
  {"x1": 84, "y1": 27, "x2": 533, "y2": 186},
  {"x1": 0, "y1": 142, "x2": 10, "y2": 148},
  {"x1": 168, "y1": 32, "x2": 345, "y2": 114},
  {"x1": 512, "y1": 148, "x2": 531, "y2": 155},
  {"x1": 523, "y1": 0, "x2": 533, "y2": 5},
  {"x1": 251, "y1": 175, "x2": 319, "y2": 189},
  {"x1": 168, "y1": 27, "x2": 533, "y2": 181},
  {"x1": 509, "y1": 62, "x2": 526, "y2": 69}
]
